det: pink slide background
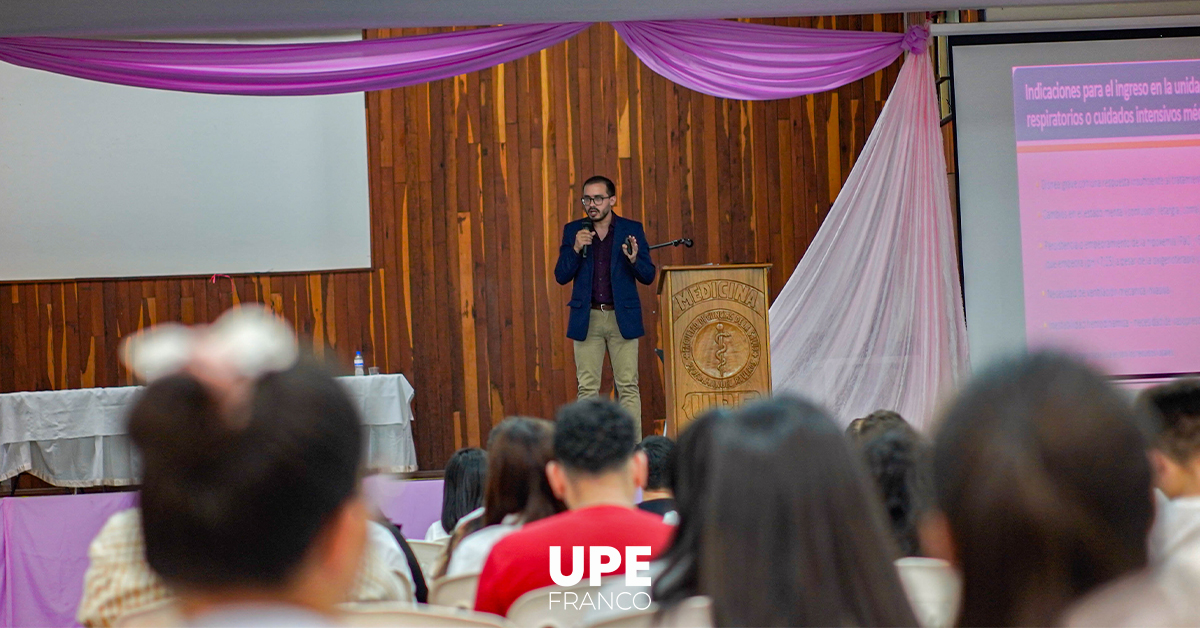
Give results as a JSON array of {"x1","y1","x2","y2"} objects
[
  {"x1": 1014, "y1": 58, "x2": 1200, "y2": 376},
  {"x1": 1017, "y1": 140, "x2": 1200, "y2": 375}
]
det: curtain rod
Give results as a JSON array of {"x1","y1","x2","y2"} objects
[{"x1": 931, "y1": 14, "x2": 1200, "y2": 36}]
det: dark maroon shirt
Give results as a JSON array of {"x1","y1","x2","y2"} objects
[{"x1": 591, "y1": 228, "x2": 615, "y2": 305}]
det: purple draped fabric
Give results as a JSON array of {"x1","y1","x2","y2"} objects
[
  {"x1": 614, "y1": 20, "x2": 918, "y2": 100},
  {"x1": 0, "y1": 21, "x2": 929, "y2": 99},
  {"x1": 0, "y1": 480, "x2": 443, "y2": 628},
  {"x1": 0, "y1": 23, "x2": 589, "y2": 95},
  {"x1": 0, "y1": 492, "x2": 139, "y2": 628}
]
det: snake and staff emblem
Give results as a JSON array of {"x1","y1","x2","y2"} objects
[
  {"x1": 679, "y1": 309, "x2": 761, "y2": 389},
  {"x1": 713, "y1": 323, "x2": 732, "y2": 377}
]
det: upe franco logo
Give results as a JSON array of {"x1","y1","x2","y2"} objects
[{"x1": 546, "y1": 546, "x2": 654, "y2": 611}]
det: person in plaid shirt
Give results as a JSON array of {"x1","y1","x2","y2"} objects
[
  {"x1": 77, "y1": 509, "x2": 415, "y2": 627},
  {"x1": 80, "y1": 307, "x2": 410, "y2": 626}
]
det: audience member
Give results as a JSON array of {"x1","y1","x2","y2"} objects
[
  {"x1": 583, "y1": 412, "x2": 728, "y2": 625},
  {"x1": 651, "y1": 410, "x2": 726, "y2": 608},
  {"x1": 698, "y1": 397, "x2": 917, "y2": 627},
  {"x1": 426, "y1": 447, "x2": 487, "y2": 541},
  {"x1": 77, "y1": 308, "x2": 419, "y2": 627},
  {"x1": 127, "y1": 353, "x2": 375, "y2": 625},
  {"x1": 852, "y1": 412, "x2": 929, "y2": 557},
  {"x1": 1137, "y1": 378, "x2": 1200, "y2": 619},
  {"x1": 474, "y1": 399, "x2": 672, "y2": 616},
  {"x1": 850, "y1": 415, "x2": 955, "y2": 627},
  {"x1": 441, "y1": 416, "x2": 565, "y2": 577},
  {"x1": 636, "y1": 435, "x2": 676, "y2": 519},
  {"x1": 1141, "y1": 378, "x2": 1200, "y2": 555},
  {"x1": 847, "y1": 409, "x2": 911, "y2": 442},
  {"x1": 77, "y1": 509, "x2": 165, "y2": 628},
  {"x1": 77, "y1": 509, "x2": 416, "y2": 627},
  {"x1": 927, "y1": 352, "x2": 1155, "y2": 627}
]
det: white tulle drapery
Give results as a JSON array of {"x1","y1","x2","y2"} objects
[{"x1": 768, "y1": 50, "x2": 968, "y2": 432}]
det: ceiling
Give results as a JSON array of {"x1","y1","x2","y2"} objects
[{"x1": 0, "y1": 0, "x2": 1166, "y2": 37}]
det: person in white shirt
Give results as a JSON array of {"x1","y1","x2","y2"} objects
[
  {"x1": 1139, "y1": 379, "x2": 1200, "y2": 621},
  {"x1": 441, "y1": 416, "x2": 565, "y2": 577},
  {"x1": 424, "y1": 523, "x2": 450, "y2": 542},
  {"x1": 77, "y1": 510, "x2": 415, "y2": 627},
  {"x1": 850, "y1": 413, "x2": 960, "y2": 628},
  {"x1": 426, "y1": 448, "x2": 487, "y2": 541}
]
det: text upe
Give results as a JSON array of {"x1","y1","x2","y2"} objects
[{"x1": 549, "y1": 546, "x2": 652, "y2": 586}]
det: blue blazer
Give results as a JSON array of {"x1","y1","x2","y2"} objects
[{"x1": 554, "y1": 214, "x2": 656, "y2": 341}]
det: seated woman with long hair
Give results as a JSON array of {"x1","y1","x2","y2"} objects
[
  {"x1": 650, "y1": 409, "x2": 727, "y2": 608},
  {"x1": 696, "y1": 397, "x2": 918, "y2": 627},
  {"x1": 440, "y1": 416, "x2": 565, "y2": 577},
  {"x1": 426, "y1": 447, "x2": 488, "y2": 541},
  {"x1": 127, "y1": 329, "x2": 370, "y2": 625},
  {"x1": 925, "y1": 352, "x2": 1156, "y2": 627}
]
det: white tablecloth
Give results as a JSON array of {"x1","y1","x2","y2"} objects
[{"x1": 0, "y1": 374, "x2": 418, "y2": 487}]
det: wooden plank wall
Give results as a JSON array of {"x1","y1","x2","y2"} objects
[{"x1": 0, "y1": 15, "x2": 907, "y2": 471}]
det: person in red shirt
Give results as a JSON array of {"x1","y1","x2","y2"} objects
[{"x1": 474, "y1": 399, "x2": 674, "y2": 616}]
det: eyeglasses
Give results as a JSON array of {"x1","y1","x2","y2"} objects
[{"x1": 580, "y1": 195, "x2": 612, "y2": 206}]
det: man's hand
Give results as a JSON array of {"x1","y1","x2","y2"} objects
[
  {"x1": 622, "y1": 235, "x2": 638, "y2": 262},
  {"x1": 573, "y1": 228, "x2": 595, "y2": 253}
]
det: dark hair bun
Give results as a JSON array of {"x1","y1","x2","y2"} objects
[{"x1": 128, "y1": 361, "x2": 363, "y2": 589}]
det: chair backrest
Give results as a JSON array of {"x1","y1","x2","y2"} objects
[
  {"x1": 408, "y1": 539, "x2": 450, "y2": 578},
  {"x1": 392, "y1": 567, "x2": 417, "y2": 603},
  {"x1": 113, "y1": 600, "x2": 183, "y2": 628},
  {"x1": 661, "y1": 597, "x2": 712, "y2": 627},
  {"x1": 507, "y1": 581, "x2": 601, "y2": 628},
  {"x1": 581, "y1": 607, "x2": 656, "y2": 628},
  {"x1": 584, "y1": 598, "x2": 711, "y2": 628},
  {"x1": 429, "y1": 571, "x2": 482, "y2": 610},
  {"x1": 341, "y1": 602, "x2": 512, "y2": 627},
  {"x1": 895, "y1": 557, "x2": 962, "y2": 628}
]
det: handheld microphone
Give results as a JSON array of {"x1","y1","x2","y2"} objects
[{"x1": 581, "y1": 218, "x2": 594, "y2": 259}]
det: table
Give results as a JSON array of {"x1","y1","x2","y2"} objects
[{"x1": 0, "y1": 374, "x2": 418, "y2": 487}]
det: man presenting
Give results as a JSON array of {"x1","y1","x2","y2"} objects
[{"x1": 554, "y1": 176, "x2": 655, "y2": 423}]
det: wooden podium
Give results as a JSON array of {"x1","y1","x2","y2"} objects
[{"x1": 657, "y1": 264, "x2": 772, "y2": 437}]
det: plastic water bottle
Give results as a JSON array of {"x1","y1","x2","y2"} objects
[{"x1": 354, "y1": 351, "x2": 365, "y2": 376}]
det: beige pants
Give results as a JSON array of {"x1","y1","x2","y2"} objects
[{"x1": 574, "y1": 309, "x2": 641, "y2": 422}]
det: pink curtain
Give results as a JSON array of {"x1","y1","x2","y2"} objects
[
  {"x1": 768, "y1": 47, "x2": 970, "y2": 431},
  {"x1": 0, "y1": 21, "x2": 927, "y2": 99}
]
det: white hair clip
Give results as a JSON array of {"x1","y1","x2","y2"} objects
[{"x1": 122, "y1": 305, "x2": 299, "y2": 384}]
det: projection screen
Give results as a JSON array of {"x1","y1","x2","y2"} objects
[
  {"x1": 0, "y1": 35, "x2": 370, "y2": 281},
  {"x1": 952, "y1": 27, "x2": 1200, "y2": 378}
]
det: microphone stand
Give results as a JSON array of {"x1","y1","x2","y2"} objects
[{"x1": 648, "y1": 238, "x2": 694, "y2": 251}]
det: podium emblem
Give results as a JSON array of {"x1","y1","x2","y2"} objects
[{"x1": 679, "y1": 309, "x2": 761, "y2": 389}]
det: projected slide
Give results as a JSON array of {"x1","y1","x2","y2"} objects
[{"x1": 1013, "y1": 58, "x2": 1200, "y2": 376}]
